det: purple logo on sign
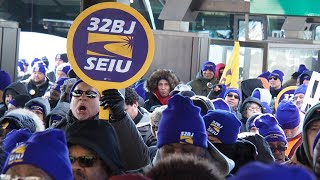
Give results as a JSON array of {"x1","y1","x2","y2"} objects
[{"x1": 73, "y1": 9, "x2": 148, "y2": 82}]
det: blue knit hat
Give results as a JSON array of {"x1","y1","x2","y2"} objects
[
  {"x1": 211, "y1": 98, "x2": 231, "y2": 111},
  {"x1": 223, "y1": 88, "x2": 242, "y2": 101},
  {"x1": 203, "y1": 110, "x2": 241, "y2": 144},
  {"x1": 2, "y1": 129, "x2": 73, "y2": 180},
  {"x1": 157, "y1": 94, "x2": 208, "y2": 149},
  {"x1": 3, "y1": 129, "x2": 33, "y2": 154},
  {"x1": 33, "y1": 62, "x2": 47, "y2": 75},
  {"x1": 257, "y1": 71, "x2": 271, "y2": 80},
  {"x1": 201, "y1": 61, "x2": 216, "y2": 73},
  {"x1": 262, "y1": 102, "x2": 272, "y2": 114},
  {"x1": 69, "y1": 79, "x2": 83, "y2": 102},
  {"x1": 56, "y1": 63, "x2": 71, "y2": 76},
  {"x1": 313, "y1": 131, "x2": 320, "y2": 151},
  {"x1": 251, "y1": 88, "x2": 272, "y2": 105},
  {"x1": 255, "y1": 114, "x2": 287, "y2": 144},
  {"x1": 53, "y1": 77, "x2": 69, "y2": 93},
  {"x1": 294, "y1": 84, "x2": 307, "y2": 95},
  {"x1": 0, "y1": 70, "x2": 11, "y2": 91},
  {"x1": 229, "y1": 162, "x2": 315, "y2": 180},
  {"x1": 31, "y1": 58, "x2": 41, "y2": 68},
  {"x1": 18, "y1": 59, "x2": 28, "y2": 72},
  {"x1": 268, "y1": 69, "x2": 284, "y2": 82},
  {"x1": 276, "y1": 100, "x2": 300, "y2": 129},
  {"x1": 298, "y1": 64, "x2": 308, "y2": 74}
]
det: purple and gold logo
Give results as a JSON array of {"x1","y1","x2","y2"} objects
[
  {"x1": 67, "y1": 2, "x2": 154, "y2": 90},
  {"x1": 8, "y1": 144, "x2": 27, "y2": 165},
  {"x1": 180, "y1": 131, "x2": 194, "y2": 145}
]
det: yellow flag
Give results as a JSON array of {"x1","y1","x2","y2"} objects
[{"x1": 219, "y1": 41, "x2": 240, "y2": 89}]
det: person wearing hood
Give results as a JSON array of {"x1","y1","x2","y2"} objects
[
  {"x1": 0, "y1": 70, "x2": 12, "y2": 117},
  {"x1": 25, "y1": 97, "x2": 51, "y2": 127},
  {"x1": 203, "y1": 110, "x2": 257, "y2": 174},
  {"x1": 215, "y1": 63, "x2": 225, "y2": 81},
  {"x1": 66, "y1": 120, "x2": 124, "y2": 179},
  {"x1": 312, "y1": 131, "x2": 320, "y2": 178},
  {"x1": 48, "y1": 77, "x2": 69, "y2": 109},
  {"x1": 1, "y1": 82, "x2": 29, "y2": 118},
  {"x1": 254, "y1": 113, "x2": 288, "y2": 163},
  {"x1": 144, "y1": 69, "x2": 180, "y2": 112},
  {"x1": 268, "y1": 69, "x2": 284, "y2": 98},
  {"x1": 7, "y1": 95, "x2": 31, "y2": 113},
  {"x1": 21, "y1": 62, "x2": 53, "y2": 99},
  {"x1": 125, "y1": 87, "x2": 156, "y2": 147},
  {"x1": 223, "y1": 88, "x2": 242, "y2": 119},
  {"x1": 239, "y1": 97, "x2": 264, "y2": 132},
  {"x1": 187, "y1": 61, "x2": 219, "y2": 97},
  {"x1": 276, "y1": 100, "x2": 302, "y2": 159},
  {"x1": 52, "y1": 79, "x2": 150, "y2": 170},
  {"x1": 152, "y1": 94, "x2": 235, "y2": 177},
  {"x1": 283, "y1": 64, "x2": 308, "y2": 88},
  {"x1": 286, "y1": 103, "x2": 320, "y2": 171},
  {"x1": 0, "y1": 108, "x2": 45, "y2": 138},
  {"x1": 297, "y1": 70, "x2": 312, "y2": 86}
]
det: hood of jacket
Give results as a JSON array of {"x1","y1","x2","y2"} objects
[
  {"x1": 240, "y1": 79, "x2": 264, "y2": 100},
  {"x1": 2, "y1": 82, "x2": 29, "y2": 107},
  {"x1": 66, "y1": 120, "x2": 124, "y2": 174},
  {"x1": 145, "y1": 69, "x2": 180, "y2": 93},
  {"x1": 25, "y1": 97, "x2": 51, "y2": 117},
  {"x1": 0, "y1": 108, "x2": 45, "y2": 132},
  {"x1": 215, "y1": 63, "x2": 226, "y2": 80},
  {"x1": 301, "y1": 103, "x2": 320, "y2": 166},
  {"x1": 136, "y1": 107, "x2": 151, "y2": 128}
]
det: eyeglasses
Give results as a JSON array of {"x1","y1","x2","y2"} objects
[
  {"x1": 247, "y1": 106, "x2": 261, "y2": 111},
  {"x1": 270, "y1": 146, "x2": 287, "y2": 153},
  {"x1": 69, "y1": 156, "x2": 98, "y2": 168},
  {"x1": 226, "y1": 93, "x2": 240, "y2": 99},
  {"x1": 71, "y1": 90, "x2": 98, "y2": 98},
  {"x1": 269, "y1": 76, "x2": 278, "y2": 80}
]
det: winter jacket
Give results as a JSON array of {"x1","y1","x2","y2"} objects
[
  {"x1": 285, "y1": 103, "x2": 320, "y2": 171},
  {"x1": 52, "y1": 110, "x2": 150, "y2": 171},
  {"x1": 21, "y1": 77, "x2": 53, "y2": 99},
  {"x1": 187, "y1": 71, "x2": 219, "y2": 97},
  {"x1": 144, "y1": 93, "x2": 162, "y2": 113},
  {"x1": 134, "y1": 107, "x2": 156, "y2": 146},
  {"x1": 46, "y1": 101, "x2": 70, "y2": 128}
]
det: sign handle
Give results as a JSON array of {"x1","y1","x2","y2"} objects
[{"x1": 99, "y1": 106, "x2": 110, "y2": 120}]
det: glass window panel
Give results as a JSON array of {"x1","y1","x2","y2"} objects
[
  {"x1": 209, "y1": 44, "x2": 263, "y2": 80},
  {"x1": 268, "y1": 47, "x2": 319, "y2": 82}
]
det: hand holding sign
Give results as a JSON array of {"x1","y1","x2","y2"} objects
[{"x1": 67, "y1": 2, "x2": 154, "y2": 120}]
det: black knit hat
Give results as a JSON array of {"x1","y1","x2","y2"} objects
[{"x1": 66, "y1": 120, "x2": 124, "y2": 174}]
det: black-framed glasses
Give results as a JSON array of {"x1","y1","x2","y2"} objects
[
  {"x1": 226, "y1": 93, "x2": 240, "y2": 99},
  {"x1": 69, "y1": 156, "x2": 98, "y2": 168},
  {"x1": 269, "y1": 76, "x2": 278, "y2": 80},
  {"x1": 270, "y1": 146, "x2": 287, "y2": 153},
  {"x1": 71, "y1": 90, "x2": 98, "y2": 98}
]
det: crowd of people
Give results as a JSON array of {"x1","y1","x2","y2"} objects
[{"x1": 0, "y1": 55, "x2": 318, "y2": 179}]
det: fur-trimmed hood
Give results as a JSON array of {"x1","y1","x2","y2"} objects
[
  {"x1": 1, "y1": 108, "x2": 45, "y2": 132},
  {"x1": 145, "y1": 69, "x2": 180, "y2": 93}
]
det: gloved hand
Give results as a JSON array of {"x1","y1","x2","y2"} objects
[{"x1": 100, "y1": 89, "x2": 126, "y2": 121}]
